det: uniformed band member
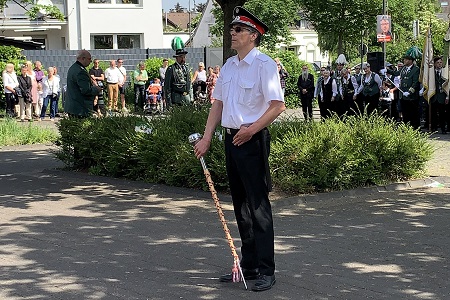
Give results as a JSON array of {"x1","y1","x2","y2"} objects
[
  {"x1": 355, "y1": 62, "x2": 382, "y2": 115},
  {"x1": 314, "y1": 66, "x2": 327, "y2": 119},
  {"x1": 387, "y1": 47, "x2": 421, "y2": 128},
  {"x1": 318, "y1": 69, "x2": 338, "y2": 119},
  {"x1": 352, "y1": 65, "x2": 364, "y2": 114},
  {"x1": 297, "y1": 64, "x2": 315, "y2": 120},
  {"x1": 194, "y1": 6, "x2": 285, "y2": 292},
  {"x1": 339, "y1": 68, "x2": 359, "y2": 116},
  {"x1": 331, "y1": 54, "x2": 347, "y2": 115},
  {"x1": 164, "y1": 37, "x2": 191, "y2": 107},
  {"x1": 430, "y1": 56, "x2": 448, "y2": 133}
]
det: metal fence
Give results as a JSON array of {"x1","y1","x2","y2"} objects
[{"x1": 22, "y1": 47, "x2": 223, "y2": 87}]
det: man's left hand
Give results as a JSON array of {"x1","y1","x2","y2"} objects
[{"x1": 233, "y1": 126, "x2": 253, "y2": 146}]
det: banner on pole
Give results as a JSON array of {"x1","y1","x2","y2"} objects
[{"x1": 377, "y1": 15, "x2": 392, "y2": 42}]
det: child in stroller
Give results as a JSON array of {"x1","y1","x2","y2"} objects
[{"x1": 144, "y1": 78, "x2": 162, "y2": 113}]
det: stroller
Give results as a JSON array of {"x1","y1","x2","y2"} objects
[{"x1": 144, "y1": 80, "x2": 163, "y2": 114}]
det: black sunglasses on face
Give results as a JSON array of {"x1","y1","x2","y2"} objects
[{"x1": 229, "y1": 26, "x2": 252, "y2": 34}]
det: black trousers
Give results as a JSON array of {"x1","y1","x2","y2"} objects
[
  {"x1": 300, "y1": 95, "x2": 313, "y2": 120},
  {"x1": 430, "y1": 101, "x2": 447, "y2": 132},
  {"x1": 224, "y1": 128, "x2": 275, "y2": 276},
  {"x1": 363, "y1": 93, "x2": 380, "y2": 116},
  {"x1": 401, "y1": 98, "x2": 420, "y2": 129},
  {"x1": 5, "y1": 93, "x2": 16, "y2": 117},
  {"x1": 134, "y1": 84, "x2": 146, "y2": 110}
]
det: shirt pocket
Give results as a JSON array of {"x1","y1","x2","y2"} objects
[
  {"x1": 237, "y1": 79, "x2": 255, "y2": 106},
  {"x1": 221, "y1": 76, "x2": 232, "y2": 100}
]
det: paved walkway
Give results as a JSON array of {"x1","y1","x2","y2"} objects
[{"x1": 1, "y1": 117, "x2": 450, "y2": 299}]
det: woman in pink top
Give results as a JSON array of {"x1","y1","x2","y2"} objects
[{"x1": 26, "y1": 61, "x2": 39, "y2": 118}]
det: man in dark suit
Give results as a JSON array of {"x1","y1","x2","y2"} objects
[
  {"x1": 387, "y1": 51, "x2": 420, "y2": 128},
  {"x1": 65, "y1": 50, "x2": 102, "y2": 118},
  {"x1": 430, "y1": 56, "x2": 448, "y2": 133},
  {"x1": 297, "y1": 64, "x2": 315, "y2": 120}
]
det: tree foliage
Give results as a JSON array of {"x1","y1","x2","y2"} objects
[
  {"x1": 0, "y1": 0, "x2": 64, "y2": 20},
  {"x1": 213, "y1": 0, "x2": 301, "y2": 62},
  {"x1": 170, "y1": 2, "x2": 186, "y2": 13},
  {"x1": 300, "y1": 0, "x2": 446, "y2": 65}
]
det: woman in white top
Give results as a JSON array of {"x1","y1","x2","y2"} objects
[
  {"x1": 2, "y1": 63, "x2": 19, "y2": 118},
  {"x1": 191, "y1": 62, "x2": 207, "y2": 95},
  {"x1": 40, "y1": 67, "x2": 60, "y2": 121}
]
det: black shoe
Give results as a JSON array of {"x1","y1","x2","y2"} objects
[
  {"x1": 251, "y1": 274, "x2": 276, "y2": 292},
  {"x1": 219, "y1": 268, "x2": 259, "y2": 282}
]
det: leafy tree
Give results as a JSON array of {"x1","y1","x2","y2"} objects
[
  {"x1": 195, "y1": 2, "x2": 207, "y2": 13},
  {"x1": 0, "y1": 0, "x2": 64, "y2": 20},
  {"x1": 171, "y1": 2, "x2": 186, "y2": 13},
  {"x1": 213, "y1": 0, "x2": 301, "y2": 62}
]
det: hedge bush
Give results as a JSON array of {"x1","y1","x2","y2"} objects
[
  {"x1": 270, "y1": 113, "x2": 434, "y2": 193},
  {"x1": 55, "y1": 108, "x2": 433, "y2": 195}
]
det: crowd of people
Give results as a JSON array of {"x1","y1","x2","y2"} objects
[
  {"x1": 294, "y1": 50, "x2": 450, "y2": 133},
  {"x1": 2, "y1": 60, "x2": 62, "y2": 121}
]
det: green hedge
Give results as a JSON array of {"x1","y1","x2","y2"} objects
[
  {"x1": 270, "y1": 114, "x2": 433, "y2": 193},
  {"x1": 55, "y1": 107, "x2": 433, "y2": 195}
]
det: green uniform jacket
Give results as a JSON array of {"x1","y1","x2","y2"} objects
[
  {"x1": 163, "y1": 63, "x2": 191, "y2": 106},
  {"x1": 388, "y1": 65, "x2": 420, "y2": 100},
  {"x1": 431, "y1": 70, "x2": 447, "y2": 104},
  {"x1": 65, "y1": 61, "x2": 99, "y2": 117}
]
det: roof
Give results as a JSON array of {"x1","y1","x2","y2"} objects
[
  {"x1": 0, "y1": 36, "x2": 45, "y2": 50},
  {"x1": 163, "y1": 12, "x2": 199, "y2": 30}
]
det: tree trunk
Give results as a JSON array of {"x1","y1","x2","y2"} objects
[{"x1": 216, "y1": 0, "x2": 247, "y2": 63}]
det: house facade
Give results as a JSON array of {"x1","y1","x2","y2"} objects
[{"x1": 0, "y1": 0, "x2": 163, "y2": 50}]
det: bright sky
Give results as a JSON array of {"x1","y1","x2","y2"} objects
[{"x1": 162, "y1": 0, "x2": 205, "y2": 12}]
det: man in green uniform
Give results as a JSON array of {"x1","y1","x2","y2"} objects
[{"x1": 164, "y1": 38, "x2": 191, "y2": 107}]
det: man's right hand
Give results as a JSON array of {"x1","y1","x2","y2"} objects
[{"x1": 194, "y1": 138, "x2": 211, "y2": 159}]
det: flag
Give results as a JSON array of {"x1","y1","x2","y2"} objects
[
  {"x1": 441, "y1": 26, "x2": 450, "y2": 96},
  {"x1": 420, "y1": 27, "x2": 435, "y2": 102}
]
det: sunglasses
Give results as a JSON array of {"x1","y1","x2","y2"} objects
[{"x1": 229, "y1": 26, "x2": 253, "y2": 34}]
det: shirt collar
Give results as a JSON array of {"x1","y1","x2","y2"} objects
[{"x1": 232, "y1": 47, "x2": 258, "y2": 66}]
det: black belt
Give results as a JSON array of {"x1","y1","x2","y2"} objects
[
  {"x1": 107, "y1": 82, "x2": 118, "y2": 84},
  {"x1": 224, "y1": 127, "x2": 239, "y2": 135}
]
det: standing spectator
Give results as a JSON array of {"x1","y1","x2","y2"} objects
[
  {"x1": 17, "y1": 64, "x2": 33, "y2": 122},
  {"x1": 2, "y1": 63, "x2": 19, "y2": 118},
  {"x1": 192, "y1": 62, "x2": 207, "y2": 95},
  {"x1": 25, "y1": 61, "x2": 38, "y2": 118},
  {"x1": 159, "y1": 58, "x2": 169, "y2": 110},
  {"x1": 164, "y1": 40, "x2": 191, "y2": 107},
  {"x1": 40, "y1": 67, "x2": 60, "y2": 121},
  {"x1": 206, "y1": 66, "x2": 218, "y2": 104},
  {"x1": 65, "y1": 50, "x2": 101, "y2": 118},
  {"x1": 355, "y1": 63, "x2": 382, "y2": 116},
  {"x1": 34, "y1": 61, "x2": 44, "y2": 84},
  {"x1": 314, "y1": 66, "x2": 326, "y2": 119},
  {"x1": 53, "y1": 66, "x2": 62, "y2": 116},
  {"x1": 297, "y1": 64, "x2": 315, "y2": 120},
  {"x1": 275, "y1": 58, "x2": 289, "y2": 95},
  {"x1": 429, "y1": 56, "x2": 448, "y2": 134},
  {"x1": 133, "y1": 62, "x2": 148, "y2": 112},
  {"x1": 89, "y1": 59, "x2": 105, "y2": 116},
  {"x1": 104, "y1": 60, "x2": 121, "y2": 111},
  {"x1": 117, "y1": 58, "x2": 127, "y2": 112},
  {"x1": 194, "y1": 6, "x2": 285, "y2": 292},
  {"x1": 387, "y1": 49, "x2": 421, "y2": 128}
]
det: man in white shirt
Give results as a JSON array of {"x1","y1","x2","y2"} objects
[
  {"x1": 104, "y1": 60, "x2": 121, "y2": 111},
  {"x1": 117, "y1": 58, "x2": 127, "y2": 112},
  {"x1": 194, "y1": 6, "x2": 285, "y2": 292}
]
